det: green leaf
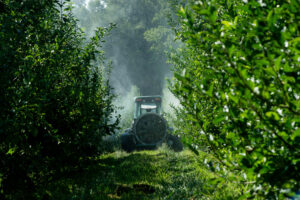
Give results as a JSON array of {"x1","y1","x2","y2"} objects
[
  {"x1": 291, "y1": 129, "x2": 300, "y2": 141},
  {"x1": 209, "y1": 6, "x2": 218, "y2": 23},
  {"x1": 266, "y1": 111, "x2": 280, "y2": 121},
  {"x1": 207, "y1": 82, "x2": 214, "y2": 97},
  {"x1": 274, "y1": 56, "x2": 282, "y2": 72},
  {"x1": 174, "y1": 73, "x2": 186, "y2": 83},
  {"x1": 222, "y1": 20, "x2": 232, "y2": 27},
  {"x1": 7, "y1": 148, "x2": 16, "y2": 155},
  {"x1": 229, "y1": 93, "x2": 239, "y2": 104},
  {"x1": 226, "y1": 132, "x2": 235, "y2": 139},
  {"x1": 278, "y1": 131, "x2": 289, "y2": 141},
  {"x1": 213, "y1": 113, "x2": 225, "y2": 124}
]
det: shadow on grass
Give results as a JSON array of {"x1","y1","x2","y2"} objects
[
  {"x1": 44, "y1": 152, "x2": 168, "y2": 200},
  {"x1": 42, "y1": 150, "x2": 242, "y2": 200}
]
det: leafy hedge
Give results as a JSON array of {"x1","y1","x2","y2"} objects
[
  {"x1": 170, "y1": 0, "x2": 300, "y2": 198},
  {"x1": 0, "y1": 0, "x2": 117, "y2": 198}
]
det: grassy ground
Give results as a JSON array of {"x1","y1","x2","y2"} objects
[{"x1": 45, "y1": 146, "x2": 243, "y2": 200}]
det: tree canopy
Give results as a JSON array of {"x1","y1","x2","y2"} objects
[
  {"x1": 0, "y1": 0, "x2": 117, "y2": 198},
  {"x1": 170, "y1": 0, "x2": 300, "y2": 198},
  {"x1": 73, "y1": 0, "x2": 175, "y2": 95}
]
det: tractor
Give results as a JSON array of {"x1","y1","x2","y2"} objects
[{"x1": 120, "y1": 96, "x2": 183, "y2": 152}]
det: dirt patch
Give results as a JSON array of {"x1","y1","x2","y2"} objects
[
  {"x1": 133, "y1": 184, "x2": 155, "y2": 194},
  {"x1": 114, "y1": 183, "x2": 155, "y2": 197}
]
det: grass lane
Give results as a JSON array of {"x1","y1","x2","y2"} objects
[{"x1": 46, "y1": 146, "x2": 243, "y2": 199}]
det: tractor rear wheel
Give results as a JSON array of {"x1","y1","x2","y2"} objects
[
  {"x1": 120, "y1": 133, "x2": 136, "y2": 153},
  {"x1": 166, "y1": 134, "x2": 183, "y2": 152}
]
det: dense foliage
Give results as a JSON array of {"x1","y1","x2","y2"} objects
[
  {"x1": 0, "y1": 0, "x2": 117, "y2": 198},
  {"x1": 170, "y1": 0, "x2": 300, "y2": 198}
]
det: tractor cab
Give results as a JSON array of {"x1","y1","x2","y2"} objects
[{"x1": 134, "y1": 96, "x2": 162, "y2": 119}]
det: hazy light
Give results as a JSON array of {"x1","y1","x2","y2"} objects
[{"x1": 85, "y1": 0, "x2": 107, "y2": 9}]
